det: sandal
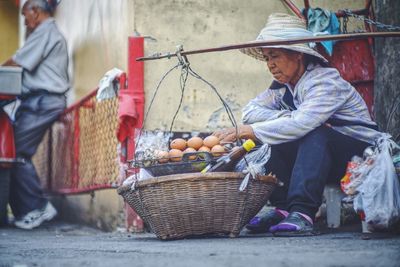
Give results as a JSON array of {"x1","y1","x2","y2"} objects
[
  {"x1": 245, "y1": 208, "x2": 287, "y2": 233},
  {"x1": 269, "y1": 211, "x2": 316, "y2": 237}
]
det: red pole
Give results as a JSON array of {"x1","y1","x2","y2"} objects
[
  {"x1": 127, "y1": 36, "x2": 145, "y2": 160},
  {"x1": 281, "y1": 0, "x2": 303, "y2": 18},
  {"x1": 124, "y1": 36, "x2": 145, "y2": 233},
  {"x1": 72, "y1": 109, "x2": 80, "y2": 189}
]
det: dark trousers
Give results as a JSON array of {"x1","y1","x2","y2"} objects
[
  {"x1": 266, "y1": 126, "x2": 370, "y2": 219},
  {"x1": 9, "y1": 93, "x2": 65, "y2": 218}
]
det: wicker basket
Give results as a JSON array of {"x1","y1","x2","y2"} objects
[{"x1": 117, "y1": 172, "x2": 277, "y2": 240}]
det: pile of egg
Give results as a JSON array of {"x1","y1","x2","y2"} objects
[{"x1": 155, "y1": 136, "x2": 225, "y2": 163}]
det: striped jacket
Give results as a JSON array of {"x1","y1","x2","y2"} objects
[{"x1": 242, "y1": 63, "x2": 381, "y2": 145}]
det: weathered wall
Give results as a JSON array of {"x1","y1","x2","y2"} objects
[
  {"x1": 374, "y1": 0, "x2": 400, "y2": 141},
  {"x1": 54, "y1": 0, "x2": 135, "y2": 100},
  {"x1": 0, "y1": 0, "x2": 18, "y2": 63},
  {"x1": 136, "y1": 0, "x2": 367, "y2": 132},
  {"x1": 48, "y1": 0, "x2": 135, "y2": 231},
  {"x1": 53, "y1": 190, "x2": 125, "y2": 232}
]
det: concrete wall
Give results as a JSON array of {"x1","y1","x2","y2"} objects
[
  {"x1": 54, "y1": 0, "x2": 135, "y2": 100},
  {"x1": 53, "y1": 190, "x2": 125, "y2": 232},
  {"x1": 49, "y1": 0, "x2": 135, "y2": 231},
  {"x1": 137, "y1": 0, "x2": 367, "y2": 132},
  {"x1": 0, "y1": 0, "x2": 19, "y2": 63}
]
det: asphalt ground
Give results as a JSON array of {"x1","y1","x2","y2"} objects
[{"x1": 1, "y1": 220, "x2": 400, "y2": 267}]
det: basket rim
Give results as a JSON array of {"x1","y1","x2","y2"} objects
[{"x1": 118, "y1": 172, "x2": 278, "y2": 192}]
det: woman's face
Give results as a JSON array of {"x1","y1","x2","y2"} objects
[{"x1": 262, "y1": 48, "x2": 305, "y2": 86}]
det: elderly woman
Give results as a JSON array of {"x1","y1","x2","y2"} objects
[{"x1": 213, "y1": 13, "x2": 381, "y2": 236}]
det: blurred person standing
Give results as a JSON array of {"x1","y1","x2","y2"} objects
[{"x1": 1, "y1": 0, "x2": 69, "y2": 229}]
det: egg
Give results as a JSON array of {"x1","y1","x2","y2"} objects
[
  {"x1": 183, "y1": 147, "x2": 197, "y2": 160},
  {"x1": 198, "y1": 146, "x2": 211, "y2": 152},
  {"x1": 187, "y1": 136, "x2": 203, "y2": 150},
  {"x1": 155, "y1": 150, "x2": 169, "y2": 163},
  {"x1": 170, "y1": 138, "x2": 187, "y2": 151},
  {"x1": 169, "y1": 149, "x2": 183, "y2": 162},
  {"x1": 203, "y1": 135, "x2": 220, "y2": 148},
  {"x1": 211, "y1": 144, "x2": 225, "y2": 157}
]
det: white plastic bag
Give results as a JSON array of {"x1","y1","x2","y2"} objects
[
  {"x1": 96, "y1": 68, "x2": 123, "y2": 101},
  {"x1": 352, "y1": 134, "x2": 400, "y2": 229},
  {"x1": 234, "y1": 144, "x2": 272, "y2": 191}
]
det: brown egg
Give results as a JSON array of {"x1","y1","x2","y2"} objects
[
  {"x1": 183, "y1": 147, "x2": 197, "y2": 160},
  {"x1": 155, "y1": 150, "x2": 169, "y2": 163},
  {"x1": 211, "y1": 144, "x2": 225, "y2": 157},
  {"x1": 198, "y1": 146, "x2": 211, "y2": 153},
  {"x1": 187, "y1": 136, "x2": 203, "y2": 150},
  {"x1": 169, "y1": 149, "x2": 183, "y2": 162},
  {"x1": 203, "y1": 135, "x2": 220, "y2": 148},
  {"x1": 170, "y1": 138, "x2": 187, "y2": 151}
]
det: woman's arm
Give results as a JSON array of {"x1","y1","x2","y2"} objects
[
  {"x1": 242, "y1": 87, "x2": 290, "y2": 124},
  {"x1": 213, "y1": 125, "x2": 257, "y2": 143},
  {"x1": 251, "y1": 69, "x2": 348, "y2": 145}
]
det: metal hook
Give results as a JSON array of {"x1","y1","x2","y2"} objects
[{"x1": 175, "y1": 45, "x2": 190, "y2": 69}]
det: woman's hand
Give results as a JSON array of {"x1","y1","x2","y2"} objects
[{"x1": 212, "y1": 125, "x2": 256, "y2": 143}]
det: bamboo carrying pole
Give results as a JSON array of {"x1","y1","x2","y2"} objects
[{"x1": 136, "y1": 32, "x2": 400, "y2": 62}]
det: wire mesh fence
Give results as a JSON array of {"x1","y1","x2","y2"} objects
[{"x1": 33, "y1": 90, "x2": 120, "y2": 194}]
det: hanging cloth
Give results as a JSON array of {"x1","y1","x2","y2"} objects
[
  {"x1": 117, "y1": 77, "x2": 139, "y2": 142},
  {"x1": 307, "y1": 8, "x2": 340, "y2": 56}
]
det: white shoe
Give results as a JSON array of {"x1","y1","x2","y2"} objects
[{"x1": 14, "y1": 202, "x2": 57, "y2": 230}]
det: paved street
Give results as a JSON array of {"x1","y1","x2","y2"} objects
[{"x1": 1, "y1": 221, "x2": 400, "y2": 267}]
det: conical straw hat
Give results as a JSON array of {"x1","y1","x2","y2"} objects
[{"x1": 240, "y1": 13, "x2": 328, "y2": 63}]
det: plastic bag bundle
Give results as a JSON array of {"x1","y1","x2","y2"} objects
[
  {"x1": 234, "y1": 144, "x2": 270, "y2": 172},
  {"x1": 123, "y1": 168, "x2": 154, "y2": 190},
  {"x1": 134, "y1": 130, "x2": 171, "y2": 164},
  {"x1": 234, "y1": 144, "x2": 271, "y2": 191},
  {"x1": 349, "y1": 134, "x2": 400, "y2": 229},
  {"x1": 124, "y1": 130, "x2": 171, "y2": 189}
]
